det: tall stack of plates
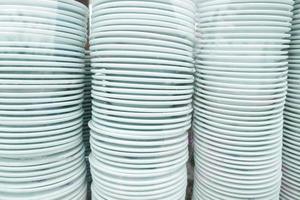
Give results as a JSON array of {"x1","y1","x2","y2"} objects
[
  {"x1": 0, "y1": 1, "x2": 88, "y2": 199},
  {"x1": 193, "y1": 0, "x2": 293, "y2": 199},
  {"x1": 89, "y1": 0, "x2": 195, "y2": 199},
  {"x1": 281, "y1": 1, "x2": 300, "y2": 199}
]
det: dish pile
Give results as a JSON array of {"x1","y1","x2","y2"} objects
[
  {"x1": 0, "y1": 1, "x2": 88, "y2": 199},
  {"x1": 193, "y1": 0, "x2": 293, "y2": 199},
  {"x1": 281, "y1": 1, "x2": 300, "y2": 199},
  {"x1": 89, "y1": 0, "x2": 195, "y2": 199}
]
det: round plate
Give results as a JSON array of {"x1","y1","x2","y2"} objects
[
  {"x1": 92, "y1": 6, "x2": 194, "y2": 24},
  {"x1": 0, "y1": 5, "x2": 87, "y2": 26},
  {"x1": 92, "y1": 13, "x2": 194, "y2": 29},
  {"x1": 0, "y1": 0, "x2": 88, "y2": 15},
  {"x1": 92, "y1": 0, "x2": 195, "y2": 18},
  {"x1": 89, "y1": 121, "x2": 190, "y2": 139},
  {"x1": 0, "y1": 22, "x2": 86, "y2": 38},
  {"x1": 198, "y1": 2, "x2": 293, "y2": 13}
]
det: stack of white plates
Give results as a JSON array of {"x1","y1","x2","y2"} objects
[
  {"x1": 281, "y1": 1, "x2": 300, "y2": 199},
  {"x1": 193, "y1": 0, "x2": 293, "y2": 199},
  {"x1": 89, "y1": 0, "x2": 195, "y2": 199},
  {"x1": 0, "y1": 1, "x2": 88, "y2": 199}
]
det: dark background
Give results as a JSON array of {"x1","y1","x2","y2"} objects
[{"x1": 77, "y1": 0, "x2": 89, "y2": 6}]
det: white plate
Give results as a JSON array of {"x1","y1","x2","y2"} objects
[
  {"x1": 92, "y1": 89, "x2": 192, "y2": 101},
  {"x1": 93, "y1": 68, "x2": 193, "y2": 79},
  {"x1": 0, "y1": 157, "x2": 84, "y2": 183},
  {"x1": 0, "y1": 137, "x2": 82, "y2": 158},
  {"x1": 0, "y1": 59, "x2": 84, "y2": 67},
  {"x1": 195, "y1": 95, "x2": 284, "y2": 113},
  {"x1": 0, "y1": 143, "x2": 83, "y2": 168},
  {"x1": 92, "y1": 114, "x2": 190, "y2": 131},
  {"x1": 196, "y1": 68, "x2": 287, "y2": 79},
  {"x1": 195, "y1": 81, "x2": 286, "y2": 96},
  {"x1": 0, "y1": 164, "x2": 85, "y2": 193},
  {"x1": 92, "y1": 105, "x2": 192, "y2": 118},
  {"x1": 194, "y1": 101, "x2": 283, "y2": 121},
  {"x1": 0, "y1": 22, "x2": 86, "y2": 38},
  {"x1": 90, "y1": 134, "x2": 187, "y2": 154},
  {"x1": 93, "y1": 178, "x2": 186, "y2": 199},
  {"x1": 92, "y1": 0, "x2": 195, "y2": 18},
  {"x1": 90, "y1": 153, "x2": 186, "y2": 176},
  {"x1": 0, "y1": 32, "x2": 84, "y2": 47},
  {"x1": 200, "y1": 26, "x2": 290, "y2": 34},
  {"x1": 197, "y1": 2, "x2": 293, "y2": 12},
  {"x1": 0, "y1": 175, "x2": 86, "y2": 200},
  {"x1": 89, "y1": 121, "x2": 190, "y2": 139},
  {"x1": 0, "y1": 82, "x2": 83, "y2": 90},
  {"x1": 92, "y1": 109, "x2": 191, "y2": 125},
  {"x1": 197, "y1": 59, "x2": 287, "y2": 68},
  {"x1": 0, "y1": 111, "x2": 82, "y2": 133},
  {"x1": 197, "y1": 54, "x2": 288, "y2": 63},
  {"x1": 198, "y1": 13, "x2": 292, "y2": 25},
  {"x1": 198, "y1": 49, "x2": 287, "y2": 56},
  {"x1": 0, "y1": 131, "x2": 82, "y2": 151},
  {"x1": 0, "y1": 94, "x2": 83, "y2": 106},
  {"x1": 92, "y1": 6, "x2": 194, "y2": 24},
  {"x1": 0, "y1": 71, "x2": 84, "y2": 79},
  {"x1": 0, "y1": 14, "x2": 86, "y2": 32},
  {"x1": 0, "y1": 78, "x2": 83, "y2": 85},
  {"x1": 0, "y1": 47, "x2": 84, "y2": 57},
  {"x1": 195, "y1": 143, "x2": 281, "y2": 165},
  {"x1": 0, "y1": 27, "x2": 85, "y2": 44},
  {"x1": 92, "y1": 74, "x2": 193, "y2": 85},
  {"x1": 90, "y1": 22, "x2": 195, "y2": 41},
  {"x1": 0, "y1": 0, "x2": 88, "y2": 15},
  {"x1": 90, "y1": 29, "x2": 193, "y2": 50},
  {"x1": 92, "y1": 18, "x2": 194, "y2": 36},
  {"x1": 87, "y1": 62, "x2": 185, "y2": 73},
  {"x1": 199, "y1": 20, "x2": 291, "y2": 28},
  {"x1": 195, "y1": 163, "x2": 281, "y2": 188},
  {"x1": 92, "y1": 57, "x2": 193, "y2": 69},
  {"x1": 0, "y1": 88, "x2": 83, "y2": 98},
  {"x1": 92, "y1": 93, "x2": 192, "y2": 106},
  {"x1": 93, "y1": 85, "x2": 192, "y2": 96},
  {"x1": 199, "y1": 37, "x2": 289, "y2": 45},
  {"x1": 92, "y1": 13, "x2": 194, "y2": 29},
  {"x1": 91, "y1": 44, "x2": 192, "y2": 57},
  {"x1": 92, "y1": 169, "x2": 185, "y2": 192},
  {"x1": 92, "y1": 147, "x2": 188, "y2": 169},
  {"x1": 92, "y1": 99, "x2": 191, "y2": 114},
  {"x1": 195, "y1": 114, "x2": 282, "y2": 135},
  {"x1": 196, "y1": 91, "x2": 285, "y2": 106},
  {"x1": 195, "y1": 109, "x2": 283, "y2": 128},
  {"x1": 0, "y1": 41, "x2": 84, "y2": 52},
  {"x1": 91, "y1": 50, "x2": 193, "y2": 63},
  {"x1": 0, "y1": 5, "x2": 87, "y2": 26}
]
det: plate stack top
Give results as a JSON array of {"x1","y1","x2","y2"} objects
[
  {"x1": 0, "y1": 1, "x2": 88, "y2": 199},
  {"x1": 281, "y1": 0, "x2": 300, "y2": 199},
  {"x1": 193, "y1": 0, "x2": 293, "y2": 199},
  {"x1": 89, "y1": 0, "x2": 196, "y2": 199}
]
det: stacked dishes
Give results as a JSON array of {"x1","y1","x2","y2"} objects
[
  {"x1": 89, "y1": 0, "x2": 195, "y2": 199},
  {"x1": 0, "y1": 1, "x2": 88, "y2": 199},
  {"x1": 281, "y1": 1, "x2": 300, "y2": 199},
  {"x1": 193, "y1": 0, "x2": 293, "y2": 199}
]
